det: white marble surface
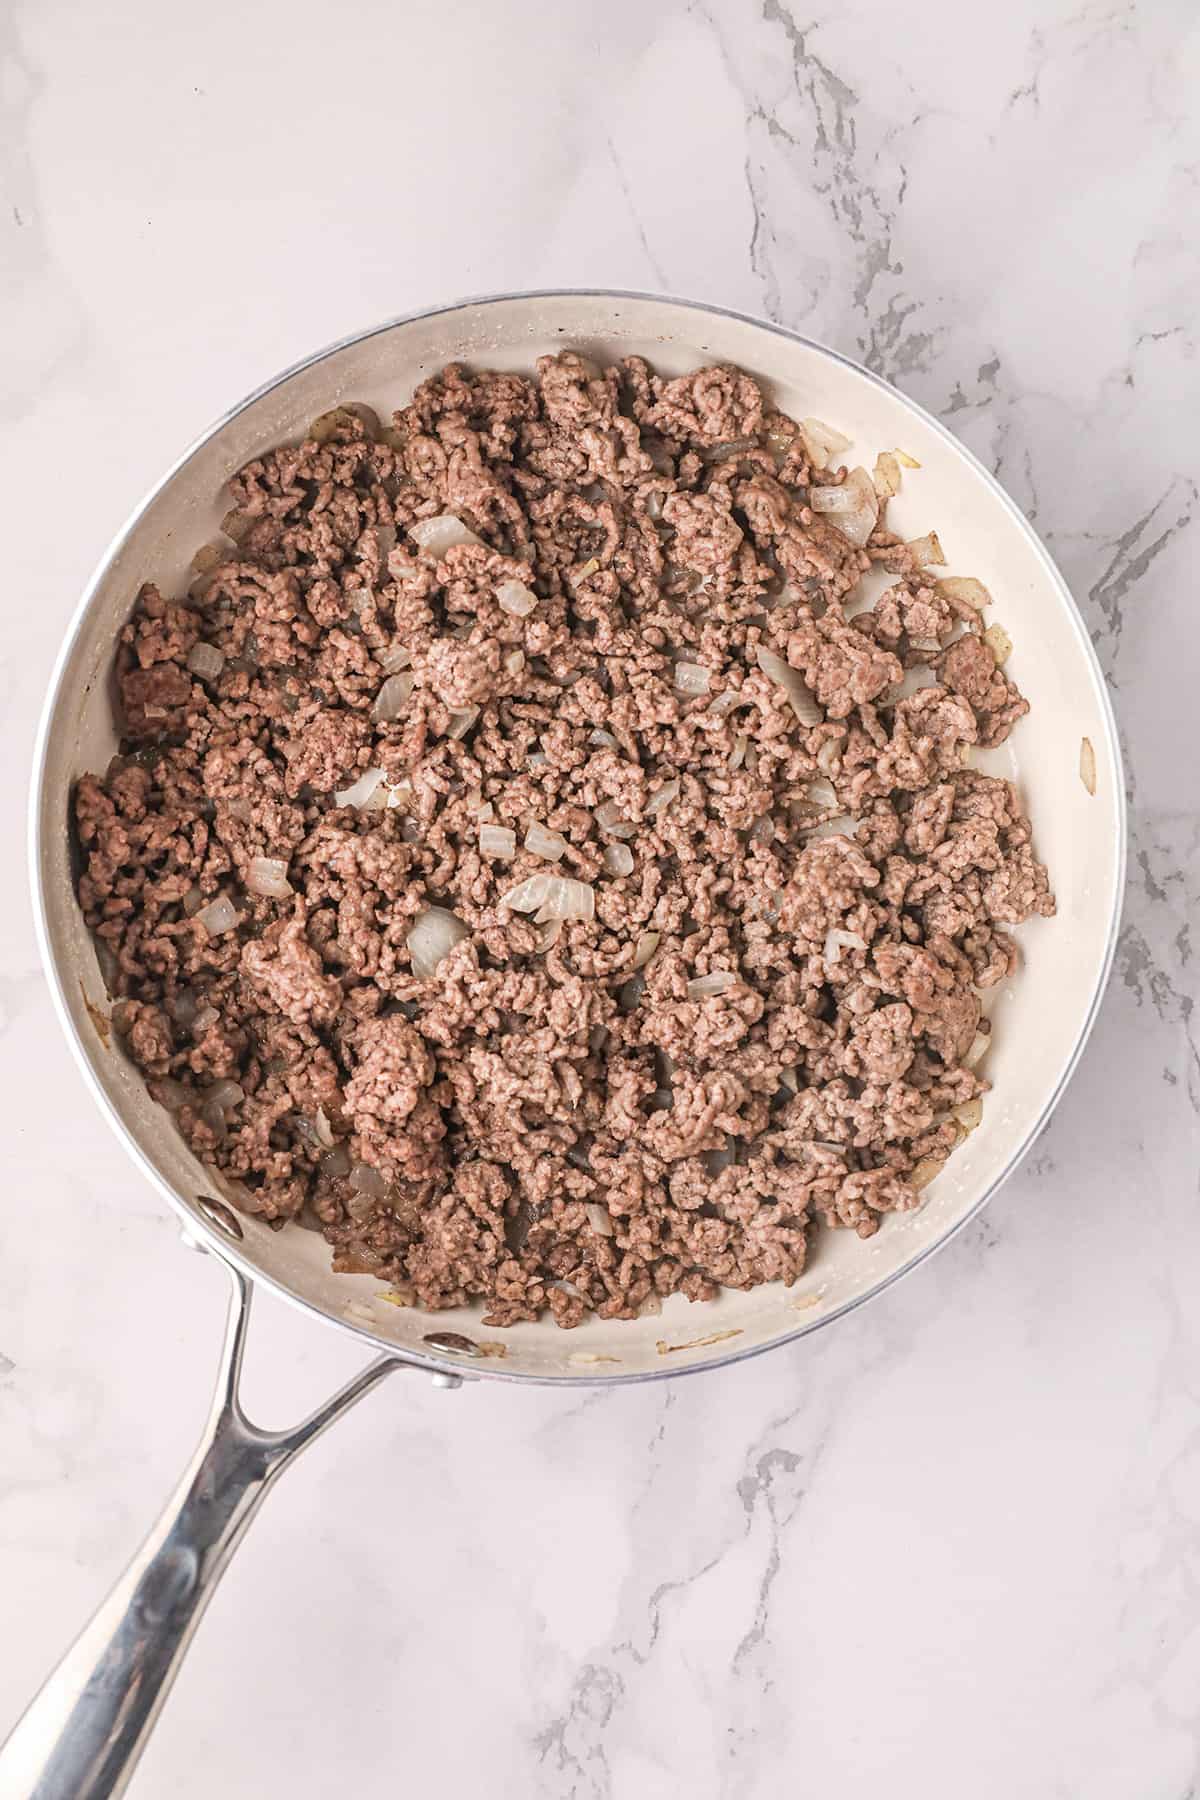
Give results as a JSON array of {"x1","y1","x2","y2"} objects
[{"x1": 2, "y1": 0, "x2": 1198, "y2": 1793}]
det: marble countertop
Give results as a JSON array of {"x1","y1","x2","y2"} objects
[{"x1": 2, "y1": 1, "x2": 1198, "y2": 1794}]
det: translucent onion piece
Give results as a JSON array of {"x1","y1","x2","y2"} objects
[
  {"x1": 183, "y1": 885, "x2": 205, "y2": 917},
  {"x1": 407, "y1": 906, "x2": 470, "y2": 978},
  {"x1": 525, "y1": 823, "x2": 568, "y2": 863},
  {"x1": 964, "y1": 1029, "x2": 991, "y2": 1069},
  {"x1": 984, "y1": 623, "x2": 1013, "y2": 666},
  {"x1": 186, "y1": 641, "x2": 225, "y2": 681},
  {"x1": 872, "y1": 451, "x2": 902, "y2": 500},
  {"x1": 585, "y1": 1202, "x2": 615, "y2": 1238},
  {"x1": 632, "y1": 930, "x2": 661, "y2": 969},
  {"x1": 728, "y1": 734, "x2": 748, "y2": 771},
  {"x1": 894, "y1": 448, "x2": 921, "y2": 468},
  {"x1": 496, "y1": 578, "x2": 537, "y2": 616},
  {"x1": 409, "y1": 514, "x2": 483, "y2": 557},
  {"x1": 594, "y1": 800, "x2": 636, "y2": 840},
  {"x1": 320, "y1": 1143, "x2": 352, "y2": 1179},
  {"x1": 447, "y1": 706, "x2": 480, "y2": 740},
  {"x1": 220, "y1": 508, "x2": 256, "y2": 544},
  {"x1": 314, "y1": 1105, "x2": 336, "y2": 1150},
  {"x1": 905, "y1": 530, "x2": 946, "y2": 568},
  {"x1": 480, "y1": 824, "x2": 516, "y2": 859},
  {"x1": 687, "y1": 971, "x2": 736, "y2": 999},
  {"x1": 377, "y1": 643, "x2": 412, "y2": 674},
  {"x1": 1079, "y1": 736, "x2": 1097, "y2": 796},
  {"x1": 372, "y1": 673, "x2": 414, "y2": 722},
  {"x1": 707, "y1": 688, "x2": 743, "y2": 718},
  {"x1": 935, "y1": 576, "x2": 990, "y2": 612},
  {"x1": 646, "y1": 778, "x2": 680, "y2": 817},
  {"x1": 603, "y1": 843, "x2": 634, "y2": 877},
  {"x1": 195, "y1": 894, "x2": 240, "y2": 937},
  {"x1": 349, "y1": 1161, "x2": 388, "y2": 1199},
  {"x1": 800, "y1": 417, "x2": 853, "y2": 470},
  {"x1": 527, "y1": 749, "x2": 550, "y2": 769},
  {"x1": 909, "y1": 1156, "x2": 944, "y2": 1192},
  {"x1": 504, "y1": 650, "x2": 525, "y2": 677},
  {"x1": 168, "y1": 988, "x2": 198, "y2": 1026},
  {"x1": 192, "y1": 1005, "x2": 219, "y2": 1034},
  {"x1": 245, "y1": 856, "x2": 293, "y2": 899},
  {"x1": 674, "y1": 661, "x2": 711, "y2": 696},
  {"x1": 537, "y1": 877, "x2": 595, "y2": 922},
  {"x1": 536, "y1": 918, "x2": 563, "y2": 952},
  {"x1": 335, "y1": 767, "x2": 387, "y2": 809},
  {"x1": 499, "y1": 875, "x2": 551, "y2": 914},
  {"x1": 808, "y1": 467, "x2": 878, "y2": 548},
  {"x1": 823, "y1": 928, "x2": 867, "y2": 969},
  {"x1": 955, "y1": 1096, "x2": 984, "y2": 1133},
  {"x1": 755, "y1": 645, "x2": 823, "y2": 726},
  {"x1": 588, "y1": 728, "x2": 619, "y2": 749},
  {"x1": 205, "y1": 1080, "x2": 245, "y2": 1113},
  {"x1": 778, "y1": 1064, "x2": 800, "y2": 1094}
]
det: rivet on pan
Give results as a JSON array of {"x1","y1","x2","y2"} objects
[
  {"x1": 195, "y1": 1194, "x2": 244, "y2": 1241},
  {"x1": 422, "y1": 1331, "x2": 482, "y2": 1358}
]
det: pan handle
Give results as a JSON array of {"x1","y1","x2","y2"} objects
[{"x1": 0, "y1": 1256, "x2": 414, "y2": 1800}]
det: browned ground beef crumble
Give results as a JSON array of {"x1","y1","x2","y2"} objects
[{"x1": 74, "y1": 354, "x2": 1054, "y2": 1328}]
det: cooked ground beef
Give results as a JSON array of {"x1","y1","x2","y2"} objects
[{"x1": 74, "y1": 354, "x2": 1054, "y2": 1328}]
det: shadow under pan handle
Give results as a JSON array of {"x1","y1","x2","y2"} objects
[{"x1": 0, "y1": 1257, "x2": 411, "y2": 1800}]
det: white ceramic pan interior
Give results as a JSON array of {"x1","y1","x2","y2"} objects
[{"x1": 31, "y1": 290, "x2": 1125, "y2": 1384}]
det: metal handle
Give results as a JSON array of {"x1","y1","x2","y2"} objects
[{"x1": 0, "y1": 1258, "x2": 410, "y2": 1799}]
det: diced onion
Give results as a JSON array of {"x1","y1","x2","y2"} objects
[
  {"x1": 195, "y1": 894, "x2": 240, "y2": 937},
  {"x1": 707, "y1": 688, "x2": 743, "y2": 718},
  {"x1": 496, "y1": 578, "x2": 537, "y2": 616},
  {"x1": 909, "y1": 1156, "x2": 944, "y2": 1192},
  {"x1": 585, "y1": 1202, "x2": 615, "y2": 1238},
  {"x1": 525, "y1": 823, "x2": 568, "y2": 862},
  {"x1": 646, "y1": 778, "x2": 680, "y2": 816},
  {"x1": 779, "y1": 1064, "x2": 799, "y2": 1094},
  {"x1": 168, "y1": 988, "x2": 198, "y2": 1026},
  {"x1": 407, "y1": 906, "x2": 470, "y2": 978},
  {"x1": 372, "y1": 673, "x2": 414, "y2": 722},
  {"x1": 964, "y1": 1029, "x2": 991, "y2": 1069},
  {"x1": 755, "y1": 645, "x2": 823, "y2": 726},
  {"x1": 536, "y1": 918, "x2": 563, "y2": 951},
  {"x1": 808, "y1": 467, "x2": 878, "y2": 547},
  {"x1": 349, "y1": 1161, "x2": 388, "y2": 1199},
  {"x1": 589, "y1": 728, "x2": 619, "y2": 749},
  {"x1": 603, "y1": 843, "x2": 634, "y2": 877},
  {"x1": 186, "y1": 641, "x2": 226, "y2": 681},
  {"x1": 516, "y1": 876, "x2": 595, "y2": 922},
  {"x1": 872, "y1": 451, "x2": 902, "y2": 499},
  {"x1": 409, "y1": 514, "x2": 483, "y2": 557},
  {"x1": 674, "y1": 661, "x2": 711, "y2": 696},
  {"x1": 800, "y1": 417, "x2": 853, "y2": 470},
  {"x1": 687, "y1": 971, "x2": 736, "y2": 999},
  {"x1": 728, "y1": 734, "x2": 748, "y2": 771},
  {"x1": 504, "y1": 650, "x2": 525, "y2": 676},
  {"x1": 894, "y1": 448, "x2": 921, "y2": 468},
  {"x1": 632, "y1": 930, "x2": 660, "y2": 969},
  {"x1": 447, "y1": 706, "x2": 480, "y2": 740},
  {"x1": 314, "y1": 1105, "x2": 336, "y2": 1149},
  {"x1": 809, "y1": 776, "x2": 838, "y2": 805},
  {"x1": 205, "y1": 1079, "x2": 245, "y2": 1113},
  {"x1": 192, "y1": 1005, "x2": 219, "y2": 1034},
  {"x1": 480, "y1": 825, "x2": 516, "y2": 859},
  {"x1": 955, "y1": 1096, "x2": 984, "y2": 1133},
  {"x1": 936, "y1": 577, "x2": 990, "y2": 612},
  {"x1": 823, "y1": 928, "x2": 867, "y2": 970},
  {"x1": 183, "y1": 885, "x2": 205, "y2": 917},
  {"x1": 984, "y1": 624, "x2": 1013, "y2": 666},
  {"x1": 335, "y1": 767, "x2": 387, "y2": 809},
  {"x1": 1079, "y1": 736, "x2": 1097, "y2": 796},
  {"x1": 594, "y1": 800, "x2": 636, "y2": 840},
  {"x1": 499, "y1": 875, "x2": 551, "y2": 914},
  {"x1": 377, "y1": 643, "x2": 412, "y2": 674},
  {"x1": 246, "y1": 855, "x2": 293, "y2": 899},
  {"x1": 320, "y1": 1143, "x2": 352, "y2": 1179},
  {"x1": 905, "y1": 531, "x2": 946, "y2": 568}
]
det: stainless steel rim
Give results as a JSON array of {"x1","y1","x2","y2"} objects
[{"x1": 28, "y1": 286, "x2": 1128, "y2": 1386}]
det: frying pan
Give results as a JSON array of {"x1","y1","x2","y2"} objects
[{"x1": 11, "y1": 291, "x2": 1124, "y2": 1797}]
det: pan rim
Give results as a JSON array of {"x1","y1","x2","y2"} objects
[{"x1": 28, "y1": 286, "x2": 1127, "y2": 1386}]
